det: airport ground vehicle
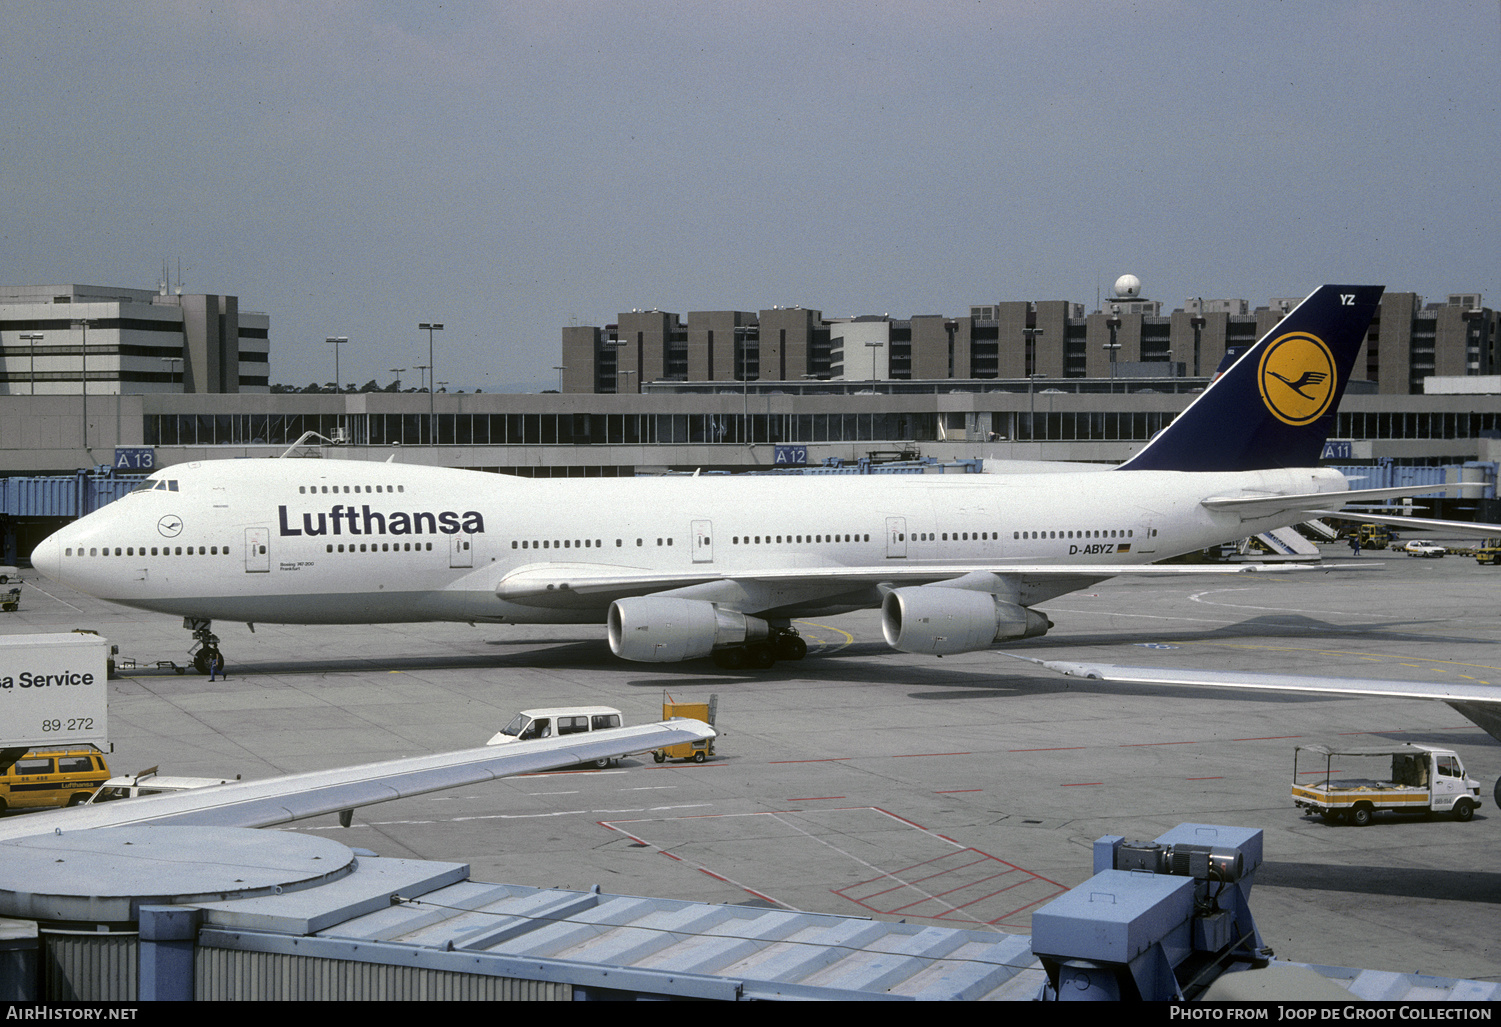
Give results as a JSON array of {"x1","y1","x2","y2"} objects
[
  {"x1": 1292, "y1": 743, "x2": 1483, "y2": 825},
  {"x1": 0, "y1": 566, "x2": 18, "y2": 583},
  {"x1": 1357, "y1": 524, "x2": 1394, "y2": 550},
  {"x1": 1, "y1": 586, "x2": 18, "y2": 612},
  {"x1": 85, "y1": 765, "x2": 238, "y2": 803},
  {"x1": 1403, "y1": 540, "x2": 1446, "y2": 558},
  {"x1": 654, "y1": 693, "x2": 718, "y2": 763},
  {"x1": 1476, "y1": 539, "x2": 1501, "y2": 565},
  {"x1": 487, "y1": 707, "x2": 625, "y2": 768},
  {"x1": 0, "y1": 747, "x2": 111, "y2": 812}
]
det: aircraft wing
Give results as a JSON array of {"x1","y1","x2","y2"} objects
[
  {"x1": 1008, "y1": 655, "x2": 1501, "y2": 745},
  {"x1": 496, "y1": 559, "x2": 1370, "y2": 607},
  {"x1": 0, "y1": 719, "x2": 715, "y2": 842}
]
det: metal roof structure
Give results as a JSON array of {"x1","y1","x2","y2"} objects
[{"x1": 13, "y1": 824, "x2": 1499, "y2": 1002}]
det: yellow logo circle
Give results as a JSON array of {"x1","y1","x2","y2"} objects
[{"x1": 1258, "y1": 332, "x2": 1337, "y2": 426}]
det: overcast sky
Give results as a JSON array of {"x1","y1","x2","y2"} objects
[{"x1": 3, "y1": 1, "x2": 1497, "y2": 391}]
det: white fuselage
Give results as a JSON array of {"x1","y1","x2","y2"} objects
[{"x1": 31, "y1": 460, "x2": 1349, "y2": 626}]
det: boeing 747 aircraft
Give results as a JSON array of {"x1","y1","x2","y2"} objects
[{"x1": 32, "y1": 285, "x2": 1424, "y2": 672}]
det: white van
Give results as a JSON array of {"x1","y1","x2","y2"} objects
[
  {"x1": 487, "y1": 706, "x2": 625, "y2": 767},
  {"x1": 85, "y1": 766, "x2": 239, "y2": 804}
]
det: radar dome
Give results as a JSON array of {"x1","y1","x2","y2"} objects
[{"x1": 1114, "y1": 274, "x2": 1141, "y2": 299}]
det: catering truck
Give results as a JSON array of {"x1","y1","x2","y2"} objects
[
  {"x1": 0, "y1": 632, "x2": 111, "y2": 766},
  {"x1": 1292, "y1": 743, "x2": 1484, "y2": 826}
]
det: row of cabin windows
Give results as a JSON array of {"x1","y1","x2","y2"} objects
[
  {"x1": 325, "y1": 542, "x2": 434, "y2": 553},
  {"x1": 895, "y1": 532, "x2": 998, "y2": 542},
  {"x1": 67, "y1": 545, "x2": 225, "y2": 557},
  {"x1": 1014, "y1": 529, "x2": 1135, "y2": 540},
  {"x1": 299, "y1": 485, "x2": 406, "y2": 494},
  {"x1": 511, "y1": 538, "x2": 675, "y2": 549},
  {"x1": 734, "y1": 533, "x2": 870, "y2": 545}
]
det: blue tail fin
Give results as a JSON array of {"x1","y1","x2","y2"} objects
[{"x1": 1117, "y1": 284, "x2": 1384, "y2": 472}]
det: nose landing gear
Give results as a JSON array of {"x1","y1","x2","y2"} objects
[{"x1": 185, "y1": 618, "x2": 222, "y2": 676}]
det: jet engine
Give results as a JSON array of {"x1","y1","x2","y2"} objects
[
  {"x1": 608, "y1": 597, "x2": 769, "y2": 663},
  {"x1": 881, "y1": 586, "x2": 1051, "y2": 655}
]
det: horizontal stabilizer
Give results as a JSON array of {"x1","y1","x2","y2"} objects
[
  {"x1": 1202, "y1": 484, "x2": 1456, "y2": 520},
  {"x1": 1304, "y1": 510, "x2": 1501, "y2": 539}
]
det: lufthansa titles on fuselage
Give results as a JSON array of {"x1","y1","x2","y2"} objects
[{"x1": 278, "y1": 504, "x2": 485, "y2": 538}]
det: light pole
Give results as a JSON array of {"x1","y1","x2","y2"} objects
[
  {"x1": 325, "y1": 336, "x2": 348, "y2": 393},
  {"x1": 605, "y1": 339, "x2": 632, "y2": 394},
  {"x1": 419, "y1": 322, "x2": 443, "y2": 442},
  {"x1": 864, "y1": 340, "x2": 885, "y2": 387},
  {"x1": 1027, "y1": 371, "x2": 1047, "y2": 442},
  {"x1": 71, "y1": 318, "x2": 97, "y2": 449},
  {"x1": 389, "y1": 367, "x2": 405, "y2": 390},
  {"x1": 1190, "y1": 311, "x2": 1205, "y2": 378},
  {"x1": 552, "y1": 365, "x2": 567, "y2": 391},
  {"x1": 160, "y1": 357, "x2": 183, "y2": 392},
  {"x1": 412, "y1": 364, "x2": 430, "y2": 392},
  {"x1": 1104, "y1": 313, "x2": 1122, "y2": 383},
  {"x1": 19, "y1": 334, "x2": 42, "y2": 395},
  {"x1": 1022, "y1": 327, "x2": 1045, "y2": 439}
]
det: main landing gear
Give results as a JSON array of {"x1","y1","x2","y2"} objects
[
  {"x1": 710, "y1": 626, "x2": 807, "y2": 671},
  {"x1": 185, "y1": 618, "x2": 223, "y2": 676}
]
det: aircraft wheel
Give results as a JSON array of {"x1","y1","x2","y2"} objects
[
  {"x1": 772, "y1": 633, "x2": 808, "y2": 661},
  {"x1": 1350, "y1": 803, "x2": 1374, "y2": 827},
  {"x1": 712, "y1": 647, "x2": 747, "y2": 670},
  {"x1": 745, "y1": 643, "x2": 775, "y2": 670},
  {"x1": 1453, "y1": 798, "x2": 1475, "y2": 823},
  {"x1": 594, "y1": 758, "x2": 611, "y2": 769}
]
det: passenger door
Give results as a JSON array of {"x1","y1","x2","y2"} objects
[
  {"x1": 692, "y1": 519, "x2": 714, "y2": 564},
  {"x1": 450, "y1": 533, "x2": 473, "y2": 568},
  {"x1": 244, "y1": 528, "x2": 270, "y2": 573},
  {"x1": 886, "y1": 517, "x2": 908, "y2": 558}
]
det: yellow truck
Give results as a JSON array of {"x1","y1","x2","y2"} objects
[
  {"x1": 1475, "y1": 538, "x2": 1501, "y2": 565},
  {"x1": 653, "y1": 692, "x2": 718, "y2": 764},
  {"x1": 1293, "y1": 743, "x2": 1483, "y2": 826}
]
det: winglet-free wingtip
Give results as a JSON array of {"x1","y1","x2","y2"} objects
[{"x1": 998, "y1": 653, "x2": 1104, "y2": 680}]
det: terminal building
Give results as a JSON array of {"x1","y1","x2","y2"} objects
[
  {"x1": 561, "y1": 281, "x2": 1498, "y2": 395},
  {"x1": 1, "y1": 279, "x2": 1499, "y2": 562},
  {"x1": 0, "y1": 283, "x2": 270, "y2": 396}
]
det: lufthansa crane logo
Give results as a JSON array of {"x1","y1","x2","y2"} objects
[
  {"x1": 1258, "y1": 332, "x2": 1337, "y2": 426},
  {"x1": 157, "y1": 515, "x2": 183, "y2": 538}
]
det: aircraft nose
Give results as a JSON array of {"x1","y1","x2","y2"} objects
[{"x1": 30, "y1": 531, "x2": 64, "y2": 584}]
